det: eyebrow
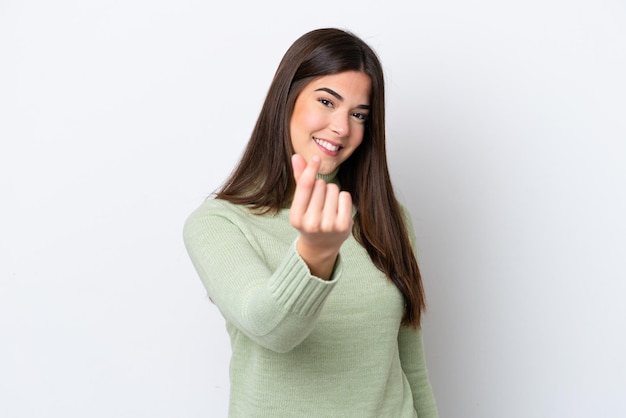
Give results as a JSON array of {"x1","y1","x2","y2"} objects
[{"x1": 314, "y1": 87, "x2": 371, "y2": 110}]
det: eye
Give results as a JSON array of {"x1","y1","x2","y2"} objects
[
  {"x1": 352, "y1": 112, "x2": 368, "y2": 122},
  {"x1": 318, "y1": 98, "x2": 334, "y2": 107}
]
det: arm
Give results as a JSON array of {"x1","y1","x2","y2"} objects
[
  {"x1": 398, "y1": 326, "x2": 439, "y2": 418},
  {"x1": 183, "y1": 205, "x2": 341, "y2": 353},
  {"x1": 184, "y1": 155, "x2": 351, "y2": 352},
  {"x1": 398, "y1": 204, "x2": 439, "y2": 417},
  {"x1": 290, "y1": 154, "x2": 353, "y2": 280}
]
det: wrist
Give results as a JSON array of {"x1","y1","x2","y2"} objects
[{"x1": 295, "y1": 238, "x2": 339, "y2": 280}]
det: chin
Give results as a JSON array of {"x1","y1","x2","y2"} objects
[{"x1": 319, "y1": 163, "x2": 339, "y2": 175}]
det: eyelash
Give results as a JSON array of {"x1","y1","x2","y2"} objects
[
  {"x1": 317, "y1": 98, "x2": 368, "y2": 122},
  {"x1": 318, "y1": 98, "x2": 334, "y2": 107},
  {"x1": 353, "y1": 112, "x2": 368, "y2": 121}
]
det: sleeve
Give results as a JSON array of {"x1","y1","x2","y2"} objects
[
  {"x1": 183, "y1": 202, "x2": 341, "y2": 353},
  {"x1": 398, "y1": 326, "x2": 439, "y2": 418},
  {"x1": 398, "y1": 203, "x2": 439, "y2": 417}
]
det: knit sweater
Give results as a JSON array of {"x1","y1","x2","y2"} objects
[{"x1": 183, "y1": 181, "x2": 438, "y2": 417}]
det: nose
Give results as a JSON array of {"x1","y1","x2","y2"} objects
[{"x1": 331, "y1": 112, "x2": 350, "y2": 137}]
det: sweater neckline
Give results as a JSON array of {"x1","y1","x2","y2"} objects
[
  {"x1": 316, "y1": 166, "x2": 340, "y2": 184},
  {"x1": 281, "y1": 165, "x2": 341, "y2": 209}
]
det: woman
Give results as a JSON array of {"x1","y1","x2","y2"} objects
[{"x1": 184, "y1": 28, "x2": 438, "y2": 417}]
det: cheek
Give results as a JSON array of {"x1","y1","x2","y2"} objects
[
  {"x1": 351, "y1": 126, "x2": 366, "y2": 147},
  {"x1": 294, "y1": 105, "x2": 325, "y2": 132},
  {"x1": 302, "y1": 112, "x2": 325, "y2": 131}
]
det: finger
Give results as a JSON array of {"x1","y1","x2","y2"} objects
[
  {"x1": 290, "y1": 156, "x2": 321, "y2": 219},
  {"x1": 294, "y1": 155, "x2": 321, "y2": 186},
  {"x1": 303, "y1": 179, "x2": 327, "y2": 226},
  {"x1": 290, "y1": 155, "x2": 317, "y2": 208},
  {"x1": 320, "y1": 183, "x2": 340, "y2": 231},
  {"x1": 291, "y1": 179, "x2": 327, "y2": 230},
  {"x1": 336, "y1": 190, "x2": 354, "y2": 230},
  {"x1": 291, "y1": 154, "x2": 306, "y2": 182}
]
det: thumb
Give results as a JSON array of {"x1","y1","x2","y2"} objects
[{"x1": 291, "y1": 154, "x2": 306, "y2": 182}]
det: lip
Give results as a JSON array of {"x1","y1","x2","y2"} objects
[{"x1": 313, "y1": 136, "x2": 342, "y2": 157}]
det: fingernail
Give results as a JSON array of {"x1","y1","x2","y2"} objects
[{"x1": 312, "y1": 156, "x2": 321, "y2": 163}]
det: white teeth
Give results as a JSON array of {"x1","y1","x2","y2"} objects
[{"x1": 314, "y1": 137, "x2": 340, "y2": 152}]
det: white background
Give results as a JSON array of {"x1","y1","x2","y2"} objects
[{"x1": 1, "y1": 1, "x2": 625, "y2": 417}]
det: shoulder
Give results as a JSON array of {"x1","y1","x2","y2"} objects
[
  {"x1": 183, "y1": 198, "x2": 253, "y2": 236},
  {"x1": 187, "y1": 197, "x2": 247, "y2": 218},
  {"x1": 183, "y1": 198, "x2": 288, "y2": 236}
]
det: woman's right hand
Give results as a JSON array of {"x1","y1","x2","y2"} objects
[{"x1": 289, "y1": 154, "x2": 353, "y2": 280}]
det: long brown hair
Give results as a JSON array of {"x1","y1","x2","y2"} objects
[{"x1": 216, "y1": 28, "x2": 426, "y2": 327}]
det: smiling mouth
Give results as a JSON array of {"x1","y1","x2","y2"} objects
[{"x1": 313, "y1": 137, "x2": 342, "y2": 152}]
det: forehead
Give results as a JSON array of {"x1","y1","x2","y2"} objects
[{"x1": 305, "y1": 71, "x2": 372, "y2": 102}]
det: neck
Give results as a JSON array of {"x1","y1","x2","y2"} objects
[{"x1": 316, "y1": 166, "x2": 340, "y2": 184}]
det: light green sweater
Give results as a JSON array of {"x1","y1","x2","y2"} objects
[{"x1": 183, "y1": 189, "x2": 438, "y2": 417}]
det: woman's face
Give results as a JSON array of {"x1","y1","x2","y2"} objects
[{"x1": 290, "y1": 71, "x2": 371, "y2": 175}]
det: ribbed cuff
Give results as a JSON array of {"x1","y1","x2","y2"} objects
[{"x1": 268, "y1": 241, "x2": 342, "y2": 317}]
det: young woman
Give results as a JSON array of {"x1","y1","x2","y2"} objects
[{"x1": 184, "y1": 28, "x2": 438, "y2": 417}]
